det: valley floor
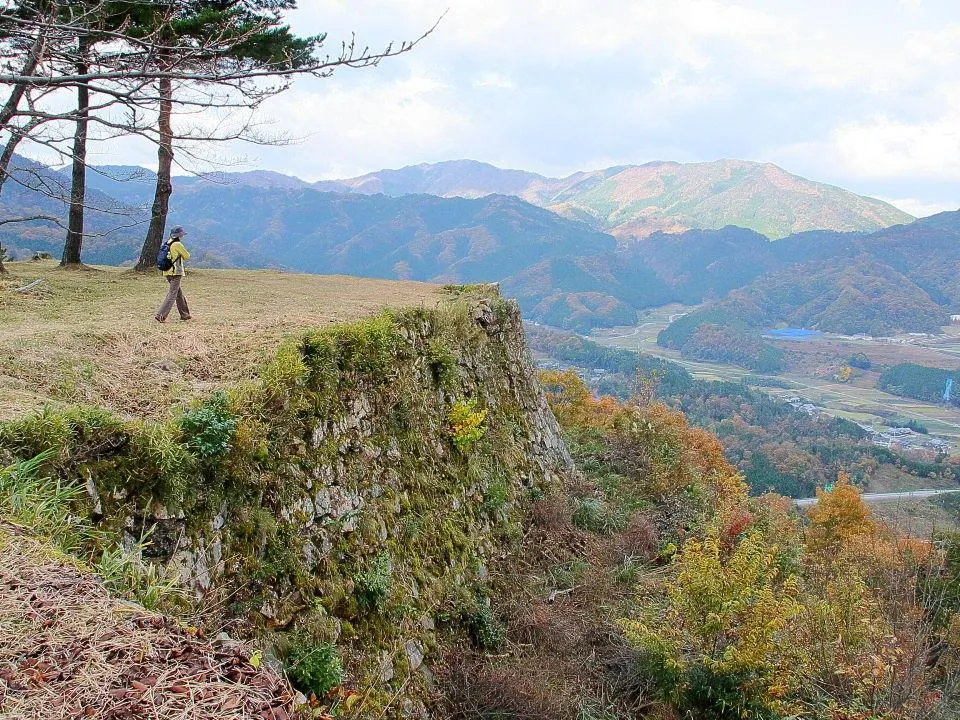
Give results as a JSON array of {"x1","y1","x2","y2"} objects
[
  {"x1": 590, "y1": 307, "x2": 960, "y2": 453},
  {"x1": 0, "y1": 261, "x2": 442, "y2": 420}
]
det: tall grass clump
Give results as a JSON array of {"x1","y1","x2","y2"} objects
[
  {"x1": 0, "y1": 452, "x2": 184, "y2": 610},
  {"x1": 0, "y1": 450, "x2": 92, "y2": 554}
]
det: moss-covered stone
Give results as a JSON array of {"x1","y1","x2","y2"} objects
[{"x1": 0, "y1": 291, "x2": 574, "y2": 718}]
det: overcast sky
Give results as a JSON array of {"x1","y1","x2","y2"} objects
[{"x1": 92, "y1": 0, "x2": 960, "y2": 216}]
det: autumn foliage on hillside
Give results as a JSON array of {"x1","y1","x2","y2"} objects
[{"x1": 536, "y1": 370, "x2": 960, "y2": 720}]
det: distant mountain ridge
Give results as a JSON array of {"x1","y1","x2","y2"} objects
[
  {"x1": 2, "y1": 152, "x2": 952, "y2": 336},
  {"x1": 307, "y1": 158, "x2": 915, "y2": 240},
  {"x1": 68, "y1": 157, "x2": 916, "y2": 241},
  {"x1": 1, "y1": 154, "x2": 617, "y2": 288}
]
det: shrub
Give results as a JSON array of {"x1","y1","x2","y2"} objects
[
  {"x1": 848, "y1": 352, "x2": 872, "y2": 370},
  {"x1": 572, "y1": 497, "x2": 627, "y2": 535},
  {"x1": 467, "y1": 601, "x2": 506, "y2": 650},
  {"x1": 621, "y1": 531, "x2": 801, "y2": 718},
  {"x1": 540, "y1": 369, "x2": 621, "y2": 431},
  {"x1": 285, "y1": 642, "x2": 344, "y2": 698},
  {"x1": 448, "y1": 398, "x2": 488, "y2": 452},
  {"x1": 480, "y1": 479, "x2": 510, "y2": 515},
  {"x1": 355, "y1": 552, "x2": 392, "y2": 612},
  {"x1": 426, "y1": 338, "x2": 456, "y2": 387},
  {"x1": 179, "y1": 391, "x2": 237, "y2": 460},
  {"x1": 682, "y1": 664, "x2": 778, "y2": 720}
]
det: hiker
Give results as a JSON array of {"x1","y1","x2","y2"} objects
[{"x1": 155, "y1": 226, "x2": 192, "y2": 323}]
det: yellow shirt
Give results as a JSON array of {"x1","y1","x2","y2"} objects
[{"x1": 162, "y1": 239, "x2": 190, "y2": 277}]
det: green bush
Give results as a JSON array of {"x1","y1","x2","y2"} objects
[
  {"x1": 285, "y1": 642, "x2": 344, "y2": 698},
  {"x1": 426, "y1": 338, "x2": 456, "y2": 387},
  {"x1": 572, "y1": 497, "x2": 627, "y2": 535},
  {"x1": 449, "y1": 398, "x2": 488, "y2": 453},
  {"x1": 848, "y1": 352, "x2": 872, "y2": 370},
  {"x1": 179, "y1": 391, "x2": 237, "y2": 460},
  {"x1": 355, "y1": 552, "x2": 392, "y2": 612},
  {"x1": 480, "y1": 479, "x2": 510, "y2": 515},
  {"x1": 467, "y1": 601, "x2": 505, "y2": 650},
  {"x1": 681, "y1": 664, "x2": 776, "y2": 720}
]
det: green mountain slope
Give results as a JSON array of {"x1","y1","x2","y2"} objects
[
  {"x1": 1, "y1": 159, "x2": 617, "y2": 286},
  {"x1": 530, "y1": 160, "x2": 914, "y2": 240},
  {"x1": 315, "y1": 158, "x2": 915, "y2": 239},
  {"x1": 2, "y1": 153, "x2": 949, "y2": 335}
]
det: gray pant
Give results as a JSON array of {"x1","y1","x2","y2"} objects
[{"x1": 156, "y1": 276, "x2": 191, "y2": 320}]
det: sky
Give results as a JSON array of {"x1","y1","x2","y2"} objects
[{"x1": 91, "y1": 0, "x2": 960, "y2": 216}]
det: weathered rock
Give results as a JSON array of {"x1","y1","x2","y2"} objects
[{"x1": 404, "y1": 640, "x2": 424, "y2": 672}]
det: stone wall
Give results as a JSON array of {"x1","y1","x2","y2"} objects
[{"x1": 0, "y1": 289, "x2": 575, "y2": 716}]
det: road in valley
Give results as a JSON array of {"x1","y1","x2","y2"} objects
[{"x1": 794, "y1": 488, "x2": 960, "y2": 507}]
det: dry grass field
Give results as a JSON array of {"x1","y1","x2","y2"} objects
[{"x1": 0, "y1": 260, "x2": 443, "y2": 420}]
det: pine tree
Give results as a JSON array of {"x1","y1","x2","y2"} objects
[{"x1": 133, "y1": 0, "x2": 319, "y2": 271}]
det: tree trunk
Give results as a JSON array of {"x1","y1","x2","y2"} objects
[
  {"x1": 61, "y1": 36, "x2": 90, "y2": 267},
  {"x1": 0, "y1": 28, "x2": 47, "y2": 203},
  {"x1": 134, "y1": 51, "x2": 173, "y2": 272},
  {"x1": 0, "y1": 30, "x2": 46, "y2": 134},
  {"x1": 0, "y1": 127, "x2": 27, "y2": 196}
]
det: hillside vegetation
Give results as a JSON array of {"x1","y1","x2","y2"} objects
[
  {"x1": 529, "y1": 326, "x2": 960, "y2": 498},
  {"x1": 1, "y1": 269, "x2": 959, "y2": 719},
  {"x1": 468, "y1": 369, "x2": 960, "y2": 719},
  {"x1": 305, "y1": 158, "x2": 914, "y2": 239},
  {"x1": 879, "y1": 363, "x2": 960, "y2": 405}
]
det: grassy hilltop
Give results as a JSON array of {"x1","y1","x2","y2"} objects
[{"x1": 0, "y1": 260, "x2": 441, "y2": 419}]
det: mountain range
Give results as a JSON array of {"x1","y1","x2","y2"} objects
[
  {"x1": 65, "y1": 157, "x2": 913, "y2": 241},
  {"x1": 2, "y1": 153, "x2": 955, "y2": 336},
  {"x1": 315, "y1": 159, "x2": 914, "y2": 240}
]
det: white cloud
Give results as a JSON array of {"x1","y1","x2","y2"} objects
[
  {"x1": 472, "y1": 72, "x2": 515, "y2": 90},
  {"x1": 879, "y1": 196, "x2": 958, "y2": 217},
  {"x1": 253, "y1": 73, "x2": 473, "y2": 180},
  {"x1": 831, "y1": 113, "x2": 960, "y2": 181},
  {"x1": 18, "y1": 0, "x2": 958, "y2": 209}
]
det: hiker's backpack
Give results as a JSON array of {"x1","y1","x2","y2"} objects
[{"x1": 156, "y1": 240, "x2": 174, "y2": 271}]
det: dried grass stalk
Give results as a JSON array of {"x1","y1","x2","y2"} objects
[{"x1": 0, "y1": 528, "x2": 301, "y2": 720}]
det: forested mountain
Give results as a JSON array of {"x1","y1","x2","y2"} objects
[
  {"x1": 3, "y1": 152, "x2": 957, "y2": 335},
  {"x1": 654, "y1": 212, "x2": 960, "y2": 362},
  {"x1": 32, "y1": 156, "x2": 913, "y2": 242},
  {"x1": 307, "y1": 158, "x2": 914, "y2": 239},
  {"x1": 2, "y1": 161, "x2": 617, "y2": 284}
]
